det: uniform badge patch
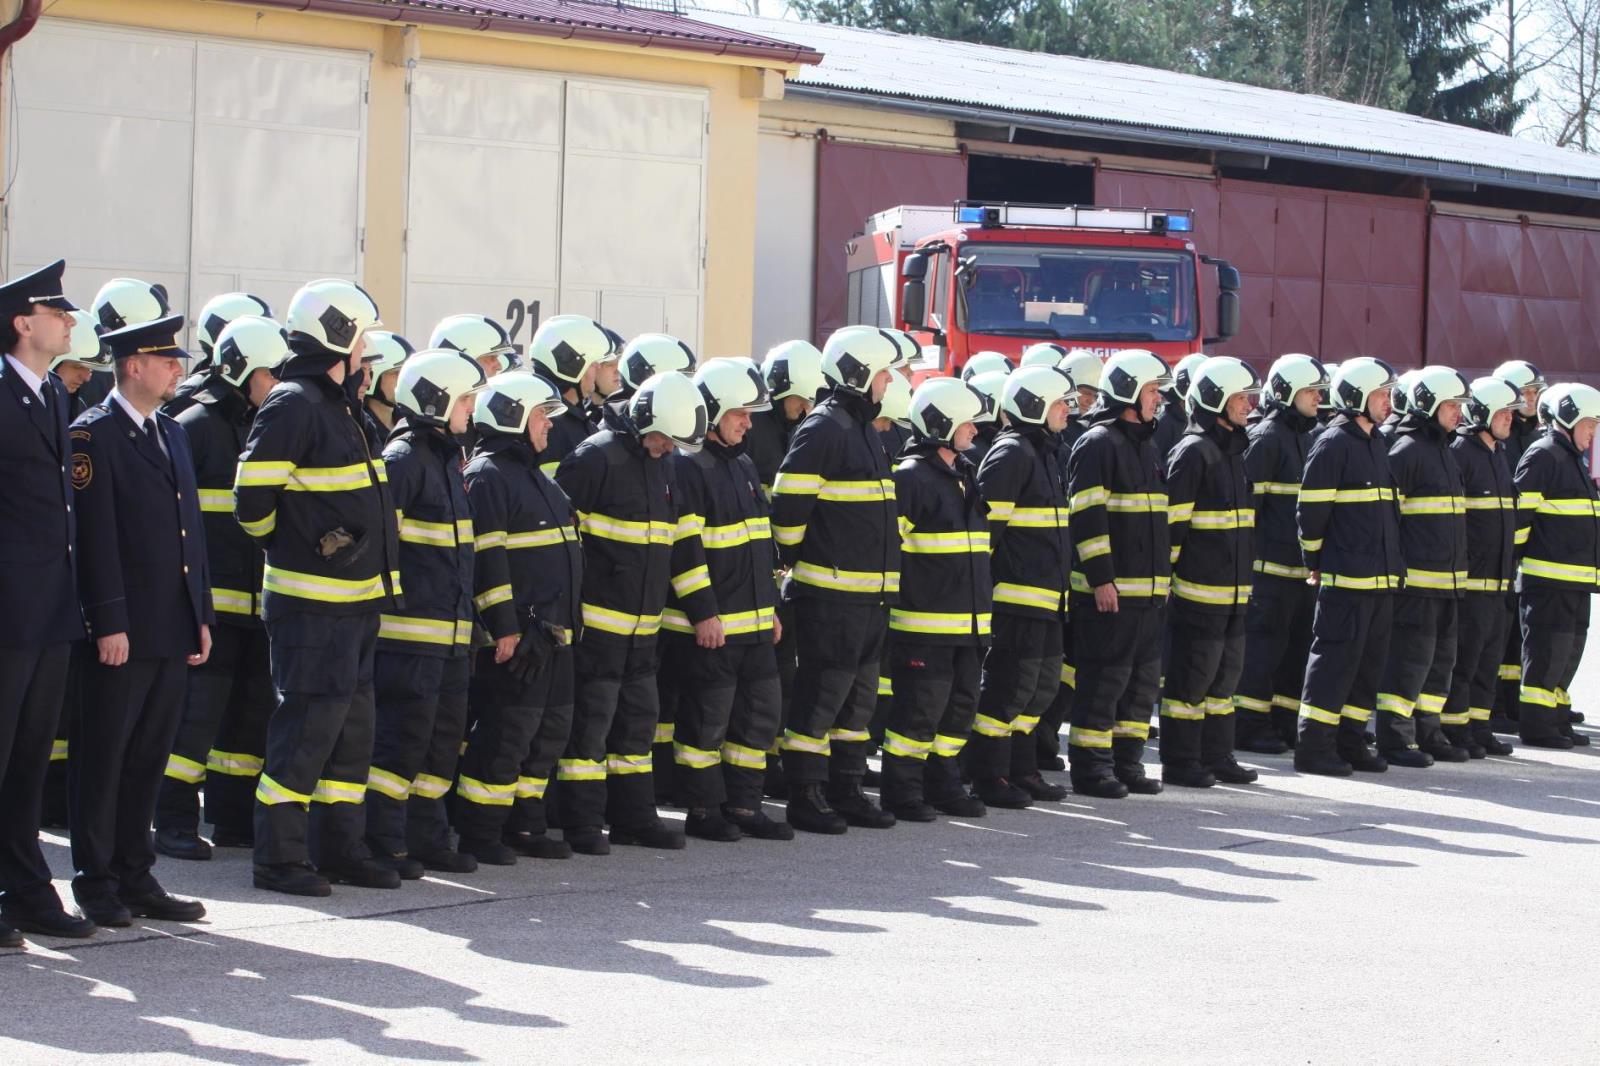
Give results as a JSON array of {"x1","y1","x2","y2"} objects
[{"x1": 70, "y1": 453, "x2": 91, "y2": 490}]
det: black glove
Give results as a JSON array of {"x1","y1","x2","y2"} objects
[{"x1": 505, "y1": 615, "x2": 568, "y2": 686}]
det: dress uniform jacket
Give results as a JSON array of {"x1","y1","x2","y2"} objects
[
  {"x1": 1514, "y1": 431, "x2": 1600, "y2": 592},
  {"x1": 1245, "y1": 404, "x2": 1318, "y2": 582},
  {"x1": 1296, "y1": 414, "x2": 1404, "y2": 591},
  {"x1": 556, "y1": 427, "x2": 676, "y2": 645},
  {"x1": 666, "y1": 438, "x2": 779, "y2": 642},
  {"x1": 465, "y1": 434, "x2": 584, "y2": 642},
  {"x1": 378, "y1": 421, "x2": 475, "y2": 657},
  {"x1": 234, "y1": 355, "x2": 400, "y2": 618},
  {"x1": 0, "y1": 363, "x2": 80, "y2": 646},
  {"x1": 770, "y1": 388, "x2": 900, "y2": 604},
  {"x1": 1451, "y1": 427, "x2": 1517, "y2": 594},
  {"x1": 1067, "y1": 415, "x2": 1171, "y2": 603},
  {"x1": 174, "y1": 377, "x2": 263, "y2": 624},
  {"x1": 891, "y1": 443, "x2": 992, "y2": 644},
  {"x1": 976, "y1": 425, "x2": 1070, "y2": 619},
  {"x1": 1166, "y1": 414, "x2": 1254, "y2": 613},
  {"x1": 1388, "y1": 417, "x2": 1470, "y2": 596}
]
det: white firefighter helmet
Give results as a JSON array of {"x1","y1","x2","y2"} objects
[
  {"x1": 195, "y1": 292, "x2": 272, "y2": 358},
  {"x1": 1390, "y1": 368, "x2": 1423, "y2": 414},
  {"x1": 214, "y1": 316, "x2": 290, "y2": 390},
  {"x1": 1002, "y1": 365, "x2": 1075, "y2": 426},
  {"x1": 474, "y1": 370, "x2": 565, "y2": 436},
  {"x1": 762, "y1": 340, "x2": 827, "y2": 403},
  {"x1": 393, "y1": 348, "x2": 488, "y2": 428},
  {"x1": 52, "y1": 310, "x2": 113, "y2": 371},
  {"x1": 1464, "y1": 376, "x2": 1521, "y2": 432},
  {"x1": 878, "y1": 372, "x2": 913, "y2": 429},
  {"x1": 1492, "y1": 359, "x2": 1546, "y2": 393},
  {"x1": 1265, "y1": 352, "x2": 1329, "y2": 406},
  {"x1": 965, "y1": 369, "x2": 1008, "y2": 424},
  {"x1": 882, "y1": 328, "x2": 919, "y2": 368},
  {"x1": 629, "y1": 369, "x2": 709, "y2": 452},
  {"x1": 820, "y1": 327, "x2": 901, "y2": 393},
  {"x1": 430, "y1": 314, "x2": 519, "y2": 373},
  {"x1": 962, "y1": 351, "x2": 1014, "y2": 381},
  {"x1": 92, "y1": 277, "x2": 171, "y2": 334},
  {"x1": 363, "y1": 331, "x2": 415, "y2": 399},
  {"x1": 1058, "y1": 348, "x2": 1104, "y2": 391},
  {"x1": 694, "y1": 356, "x2": 771, "y2": 427},
  {"x1": 1100, "y1": 348, "x2": 1172, "y2": 406},
  {"x1": 620, "y1": 333, "x2": 697, "y2": 395},
  {"x1": 1020, "y1": 342, "x2": 1068, "y2": 368},
  {"x1": 528, "y1": 315, "x2": 612, "y2": 387},
  {"x1": 1329, "y1": 356, "x2": 1398, "y2": 416},
  {"x1": 1546, "y1": 382, "x2": 1600, "y2": 431},
  {"x1": 285, "y1": 278, "x2": 380, "y2": 356},
  {"x1": 1171, "y1": 352, "x2": 1209, "y2": 399},
  {"x1": 1409, "y1": 365, "x2": 1470, "y2": 418},
  {"x1": 1187, "y1": 356, "x2": 1262, "y2": 416},
  {"x1": 910, "y1": 377, "x2": 986, "y2": 445}
]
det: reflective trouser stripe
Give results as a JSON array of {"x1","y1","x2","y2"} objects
[
  {"x1": 411, "y1": 773, "x2": 452, "y2": 799},
  {"x1": 1113, "y1": 721, "x2": 1150, "y2": 740},
  {"x1": 654, "y1": 723, "x2": 675, "y2": 745},
  {"x1": 1376, "y1": 692, "x2": 1415, "y2": 716},
  {"x1": 1271, "y1": 694, "x2": 1300, "y2": 711},
  {"x1": 311, "y1": 778, "x2": 365, "y2": 804},
  {"x1": 881, "y1": 730, "x2": 932, "y2": 760},
  {"x1": 516, "y1": 776, "x2": 547, "y2": 800},
  {"x1": 721, "y1": 741, "x2": 768, "y2": 769},
  {"x1": 557, "y1": 758, "x2": 606, "y2": 781},
  {"x1": 931, "y1": 733, "x2": 968, "y2": 758},
  {"x1": 207, "y1": 750, "x2": 263, "y2": 775},
  {"x1": 828, "y1": 728, "x2": 870, "y2": 744},
  {"x1": 50, "y1": 739, "x2": 68, "y2": 761},
  {"x1": 1011, "y1": 715, "x2": 1041, "y2": 735},
  {"x1": 1521, "y1": 685, "x2": 1560, "y2": 708},
  {"x1": 456, "y1": 775, "x2": 516, "y2": 806},
  {"x1": 1467, "y1": 706, "x2": 1493, "y2": 721},
  {"x1": 1160, "y1": 698, "x2": 1205, "y2": 721},
  {"x1": 1341, "y1": 705, "x2": 1373, "y2": 723},
  {"x1": 1416, "y1": 692, "x2": 1446, "y2": 714},
  {"x1": 164, "y1": 753, "x2": 206, "y2": 784},
  {"x1": 973, "y1": 714, "x2": 1013, "y2": 738},
  {"x1": 1300, "y1": 703, "x2": 1342, "y2": 726},
  {"x1": 366, "y1": 766, "x2": 411, "y2": 801},
  {"x1": 673, "y1": 743, "x2": 721, "y2": 770},
  {"x1": 256, "y1": 773, "x2": 310, "y2": 806},
  {"x1": 607, "y1": 754, "x2": 652, "y2": 775},
  {"x1": 1234, "y1": 694, "x2": 1271, "y2": 713},
  {"x1": 1205, "y1": 697, "x2": 1234, "y2": 717},
  {"x1": 1068, "y1": 726, "x2": 1112, "y2": 749},
  {"x1": 781, "y1": 730, "x2": 830, "y2": 755}
]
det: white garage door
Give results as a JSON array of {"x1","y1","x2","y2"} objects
[
  {"x1": 5, "y1": 19, "x2": 367, "y2": 339},
  {"x1": 404, "y1": 63, "x2": 706, "y2": 352}
]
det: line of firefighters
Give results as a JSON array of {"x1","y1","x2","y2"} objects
[{"x1": 0, "y1": 259, "x2": 1594, "y2": 947}]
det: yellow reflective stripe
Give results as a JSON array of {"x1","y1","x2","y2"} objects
[
  {"x1": 782, "y1": 730, "x2": 831, "y2": 755},
  {"x1": 1377, "y1": 692, "x2": 1415, "y2": 716},
  {"x1": 1234, "y1": 694, "x2": 1271, "y2": 713},
  {"x1": 889, "y1": 609, "x2": 991, "y2": 635},
  {"x1": 902, "y1": 530, "x2": 990, "y2": 553},
  {"x1": 1068, "y1": 725, "x2": 1112, "y2": 748},
  {"x1": 606, "y1": 754, "x2": 652, "y2": 776},
  {"x1": 1113, "y1": 720, "x2": 1150, "y2": 739},
  {"x1": 972, "y1": 714, "x2": 1012, "y2": 738},
  {"x1": 516, "y1": 775, "x2": 548, "y2": 800},
  {"x1": 986, "y1": 499, "x2": 1016, "y2": 521},
  {"x1": 1322, "y1": 572, "x2": 1401, "y2": 590},
  {"x1": 792, "y1": 561, "x2": 896, "y2": 594},
  {"x1": 255, "y1": 773, "x2": 310, "y2": 806},
  {"x1": 829, "y1": 728, "x2": 871, "y2": 744},
  {"x1": 1300, "y1": 703, "x2": 1342, "y2": 726},
  {"x1": 366, "y1": 765, "x2": 411, "y2": 801},
  {"x1": 378, "y1": 614, "x2": 469, "y2": 646},
  {"x1": 877, "y1": 675, "x2": 893, "y2": 697},
  {"x1": 670, "y1": 565, "x2": 712, "y2": 597},
  {"x1": 1416, "y1": 692, "x2": 1446, "y2": 714},
  {"x1": 1168, "y1": 501, "x2": 1194, "y2": 524},
  {"x1": 264, "y1": 565, "x2": 390, "y2": 604},
  {"x1": 660, "y1": 607, "x2": 776, "y2": 636},
  {"x1": 1537, "y1": 498, "x2": 1600, "y2": 516},
  {"x1": 578, "y1": 512, "x2": 675, "y2": 545},
  {"x1": 239, "y1": 510, "x2": 277, "y2": 537},
  {"x1": 1069, "y1": 571, "x2": 1171, "y2": 597},
  {"x1": 50, "y1": 739, "x2": 68, "y2": 761},
  {"x1": 1060, "y1": 662, "x2": 1076, "y2": 687},
  {"x1": 773, "y1": 523, "x2": 807, "y2": 547},
  {"x1": 1272, "y1": 694, "x2": 1301, "y2": 711},
  {"x1": 1077, "y1": 535, "x2": 1111, "y2": 560},
  {"x1": 1206, "y1": 697, "x2": 1234, "y2": 717},
  {"x1": 1299, "y1": 536, "x2": 1325, "y2": 553},
  {"x1": 1069, "y1": 487, "x2": 1108, "y2": 513},
  {"x1": 507, "y1": 527, "x2": 577, "y2": 549},
  {"x1": 673, "y1": 743, "x2": 722, "y2": 770},
  {"x1": 538, "y1": 459, "x2": 560, "y2": 478},
  {"x1": 818, "y1": 478, "x2": 895, "y2": 502},
  {"x1": 1462, "y1": 495, "x2": 1515, "y2": 510},
  {"x1": 206, "y1": 749, "x2": 263, "y2": 776},
  {"x1": 1298, "y1": 487, "x2": 1336, "y2": 504},
  {"x1": 1520, "y1": 558, "x2": 1598, "y2": 584},
  {"x1": 1340, "y1": 705, "x2": 1372, "y2": 723},
  {"x1": 1513, "y1": 526, "x2": 1531, "y2": 545},
  {"x1": 720, "y1": 741, "x2": 768, "y2": 769},
  {"x1": 557, "y1": 758, "x2": 606, "y2": 781},
  {"x1": 1498, "y1": 663, "x2": 1522, "y2": 681},
  {"x1": 197, "y1": 487, "x2": 233, "y2": 513},
  {"x1": 235, "y1": 460, "x2": 294, "y2": 487},
  {"x1": 1467, "y1": 705, "x2": 1493, "y2": 722},
  {"x1": 931, "y1": 733, "x2": 968, "y2": 758},
  {"x1": 1106, "y1": 492, "x2": 1166, "y2": 513},
  {"x1": 311, "y1": 778, "x2": 365, "y2": 804},
  {"x1": 772, "y1": 472, "x2": 824, "y2": 496},
  {"x1": 1171, "y1": 578, "x2": 1251, "y2": 605},
  {"x1": 652, "y1": 722, "x2": 675, "y2": 746},
  {"x1": 286, "y1": 464, "x2": 376, "y2": 492},
  {"x1": 1189, "y1": 508, "x2": 1255, "y2": 530},
  {"x1": 1253, "y1": 559, "x2": 1309, "y2": 580},
  {"x1": 674, "y1": 513, "x2": 706, "y2": 543},
  {"x1": 211, "y1": 588, "x2": 255, "y2": 616},
  {"x1": 700, "y1": 517, "x2": 772, "y2": 549},
  {"x1": 882, "y1": 730, "x2": 934, "y2": 759},
  {"x1": 400, "y1": 516, "x2": 470, "y2": 547},
  {"x1": 1404, "y1": 569, "x2": 1467, "y2": 590},
  {"x1": 474, "y1": 584, "x2": 513, "y2": 611},
  {"x1": 1254, "y1": 481, "x2": 1299, "y2": 496},
  {"x1": 1460, "y1": 578, "x2": 1511, "y2": 593},
  {"x1": 994, "y1": 582, "x2": 1065, "y2": 610},
  {"x1": 164, "y1": 753, "x2": 207, "y2": 784},
  {"x1": 581, "y1": 603, "x2": 662, "y2": 637},
  {"x1": 1521, "y1": 685, "x2": 1560, "y2": 708},
  {"x1": 456, "y1": 774, "x2": 516, "y2": 806},
  {"x1": 474, "y1": 530, "x2": 507, "y2": 550},
  {"x1": 1006, "y1": 506, "x2": 1066, "y2": 528},
  {"x1": 1398, "y1": 495, "x2": 1466, "y2": 516},
  {"x1": 1160, "y1": 697, "x2": 1206, "y2": 721}
]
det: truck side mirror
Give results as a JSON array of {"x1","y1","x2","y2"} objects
[
  {"x1": 902, "y1": 252, "x2": 929, "y2": 280},
  {"x1": 1201, "y1": 256, "x2": 1241, "y2": 343},
  {"x1": 902, "y1": 279, "x2": 927, "y2": 330}
]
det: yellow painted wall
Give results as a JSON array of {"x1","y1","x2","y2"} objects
[
  {"x1": 16, "y1": 0, "x2": 784, "y2": 356},
  {"x1": 761, "y1": 96, "x2": 958, "y2": 152}
]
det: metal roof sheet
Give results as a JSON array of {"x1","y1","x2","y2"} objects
[{"x1": 697, "y1": 10, "x2": 1600, "y2": 192}]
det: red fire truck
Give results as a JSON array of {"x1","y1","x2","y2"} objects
[{"x1": 844, "y1": 201, "x2": 1242, "y2": 376}]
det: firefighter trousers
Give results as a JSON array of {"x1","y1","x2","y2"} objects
[
  {"x1": 781, "y1": 598, "x2": 886, "y2": 788},
  {"x1": 1159, "y1": 606, "x2": 1246, "y2": 770},
  {"x1": 1492, "y1": 605, "x2": 1523, "y2": 726},
  {"x1": 70, "y1": 654, "x2": 187, "y2": 904},
  {"x1": 1068, "y1": 601, "x2": 1164, "y2": 781},
  {"x1": 155, "y1": 624, "x2": 273, "y2": 838},
  {"x1": 1518, "y1": 586, "x2": 1589, "y2": 744},
  {"x1": 455, "y1": 645, "x2": 574, "y2": 845},
  {"x1": 881, "y1": 641, "x2": 982, "y2": 807},
  {"x1": 0, "y1": 642, "x2": 70, "y2": 915},
  {"x1": 1375, "y1": 595, "x2": 1457, "y2": 754},
  {"x1": 1235, "y1": 572, "x2": 1315, "y2": 746},
  {"x1": 558, "y1": 635, "x2": 661, "y2": 833},
  {"x1": 664, "y1": 634, "x2": 783, "y2": 810},
  {"x1": 365, "y1": 650, "x2": 469, "y2": 858},
  {"x1": 254, "y1": 610, "x2": 379, "y2": 870},
  {"x1": 1035, "y1": 626, "x2": 1074, "y2": 765},
  {"x1": 1297, "y1": 589, "x2": 1393, "y2": 758},
  {"x1": 968, "y1": 613, "x2": 1062, "y2": 781},
  {"x1": 1444, "y1": 593, "x2": 1511, "y2": 746}
]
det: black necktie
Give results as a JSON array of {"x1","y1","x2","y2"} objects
[
  {"x1": 37, "y1": 384, "x2": 47, "y2": 412},
  {"x1": 144, "y1": 417, "x2": 161, "y2": 451}
]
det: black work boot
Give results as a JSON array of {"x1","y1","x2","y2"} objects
[
  {"x1": 609, "y1": 820, "x2": 687, "y2": 849},
  {"x1": 319, "y1": 858, "x2": 403, "y2": 890},
  {"x1": 460, "y1": 838, "x2": 518, "y2": 866},
  {"x1": 1070, "y1": 773, "x2": 1130, "y2": 799},
  {"x1": 1338, "y1": 718, "x2": 1389, "y2": 772},
  {"x1": 786, "y1": 783, "x2": 847, "y2": 835},
  {"x1": 1236, "y1": 711, "x2": 1290, "y2": 755},
  {"x1": 1473, "y1": 726, "x2": 1513, "y2": 756},
  {"x1": 1443, "y1": 723, "x2": 1485, "y2": 759},
  {"x1": 1294, "y1": 721, "x2": 1353, "y2": 776},
  {"x1": 1115, "y1": 766, "x2": 1164, "y2": 795},
  {"x1": 254, "y1": 862, "x2": 332, "y2": 897},
  {"x1": 565, "y1": 826, "x2": 612, "y2": 855},
  {"x1": 762, "y1": 755, "x2": 789, "y2": 800},
  {"x1": 684, "y1": 808, "x2": 742, "y2": 842},
  {"x1": 505, "y1": 830, "x2": 573, "y2": 859},
  {"x1": 827, "y1": 782, "x2": 896, "y2": 828},
  {"x1": 370, "y1": 852, "x2": 425, "y2": 880},
  {"x1": 1201, "y1": 713, "x2": 1256, "y2": 783},
  {"x1": 154, "y1": 828, "x2": 212, "y2": 862},
  {"x1": 1206, "y1": 755, "x2": 1259, "y2": 784},
  {"x1": 723, "y1": 805, "x2": 795, "y2": 841},
  {"x1": 1012, "y1": 772, "x2": 1068, "y2": 801},
  {"x1": 880, "y1": 753, "x2": 934, "y2": 821},
  {"x1": 974, "y1": 776, "x2": 1032, "y2": 809},
  {"x1": 1162, "y1": 762, "x2": 1216, "y2": 789}
]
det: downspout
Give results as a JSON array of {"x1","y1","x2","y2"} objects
[{"x1": 0, "y1": 0, "x2": 40, "y2": 62}]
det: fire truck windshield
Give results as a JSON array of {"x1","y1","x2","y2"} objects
[{"x1": 957, "y1": 244, "x2": 1197, "y2": 343}]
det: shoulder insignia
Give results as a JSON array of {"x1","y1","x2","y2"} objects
[
  {"x1": 71, "y1": 452, "x2": 92, "y2": 490},
  {"x1": 70, "y1": 428, "x2": 92, "y2": 442}
]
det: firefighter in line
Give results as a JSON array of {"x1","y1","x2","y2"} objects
[
  {"x1": 1488, "y1": 359, "x2": 1548, "y2": 735},
  {"x1": 969, "y1": 365, "x2": 1077, "y2": 807},
  {"x1": 359, "y1": 330, "x2": 415, "y2": 451},
  {"x1": 455, "y1": 371, "x2": 583, "y2": 864},
  {"x1": 1065, "y1": 350, "x2": 1172, "y2": 797},
  {"x1": 660, "y1": 358, "x2": 791, "y2": 841},
  {"x1": 1233, "y1": 353, "x2": 1328, "y2": 754},
  {"x1": 56, "y1": 310, "x2": 115, "y2": 417},
  {"x1": 1379, "y1": 369, "x2": 1423, "y2": 445},
  {"x1": 165, "y1": 291, "x2": 272, "y2": 418},
  {"x1": 880, "y1": 376, "x2": 993, "y2": 819},
  {"x1": 554, "y1": 371, "x2": 707, "y2": 853},
  {"x1": 962, "y1": 368, "x2": 1009, "y2": 465},
  {"x1": 1442, "y1": 376, "x2": 1520, "y2": 758},
  {"x1": 770, "y1": 328, "x2": 902, "y2": 834},
  {"x1": 1159, "y1": 356, "x2": 1261, "y2": 787},
  {"x1": 1374, "y1": 367, "x2": 1474, "y2": 766},
  {"x1": 235, "y1": 279, "x2": 402, "y2": 897},
  {"x1": 364, "y1": 350, "x2": 487, "y2": 878},
  {"x1": 1150, "y1": 351, "x2": 1206, "y2": 476},
  {"x1": 527, "y1": 315, "x2": 614, "y2": 478},
  {"x1": 154, "y1": 316, "x2": 287, "y2": 860},
  {"x1": 1293, "y1": 357, "x2": 1405, "y2": 776},
  {"x1": 867, "y1": 368, "x2": 914, "y2": 750},
  {"x1": 1511, "y1": 383, "x2": 1600, "y2": 749},
  {"x1": 431, "y1": 314, "x2": 519, "y2": 380}
]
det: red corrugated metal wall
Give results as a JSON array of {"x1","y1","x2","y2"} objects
[
  {"x1": 1427, "y1": 214, "x2": 1600, "y2": 383},
  {"x1": 1320, "y1": 197, "x2": 1426, "y2": 364},
  {"x1": 813, "y1": 138, "x2": 968, "y2": 342}
]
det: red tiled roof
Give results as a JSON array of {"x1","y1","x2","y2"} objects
[{"x1": 238, "y1": 0, "x2": 822, "y2": 64}]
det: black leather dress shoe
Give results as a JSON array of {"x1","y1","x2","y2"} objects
[
  {"x1": 76, "y1": 897, "x2": 133, "y2": 929},
  {"x1": 2, "y1": 907, "x2": 95, "y2": 939},
  {"x1": 120, "y1": 891, "x2": 206, "y2": 922}
]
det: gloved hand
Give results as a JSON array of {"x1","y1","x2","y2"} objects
[{"x1": 505, "y1": 617, "x2": 569, "y2": 686}]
